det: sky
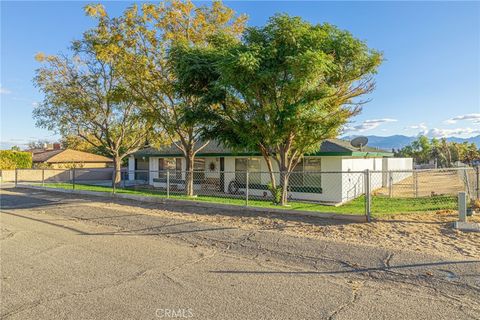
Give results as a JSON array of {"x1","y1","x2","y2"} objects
[{"x1": 1, "y1": 1, "x2": 479, "y2": 149}]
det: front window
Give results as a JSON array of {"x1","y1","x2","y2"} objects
[
  {"x1": 194, "y1": 158, "x2": 205, "y2": 181},
  {"x1": 235, "y1": 157, "x2": 261, "y2": 184},
  {"x1": 290, "y1": 158, "x2": 321, "y2": 188},
  {"x1": 159, "y1": 158, "x2": 182, "y2": 179},
  {"x1": 304, "y1": 158, "x2": 321, "y2": 187}
]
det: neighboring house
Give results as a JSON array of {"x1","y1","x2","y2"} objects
[
  {"x1": 32, "y1": 149, "x2": 113, "y2": 169},
  {"x1": 128, "y1": 139, "x2": 413, "y2": 204}
]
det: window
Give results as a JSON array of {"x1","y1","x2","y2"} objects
[
  {"x1": 159, "y1": 158, "x2": 182, "y2": 179},
  {"x1": 194, "y1": 158, "x2": 205, "y2": 181},
  {"x1": 235, "y1": 158, "x2": 247, "y2": 171},
  {"x1": 304, "y1": 158, "x2": 321, "y2": 187},
  {"x1": 304, "y1": 158, "x2": 321, "y2": 172},
  {"x1": 194, "y1": 158, "x2": 205, "y2": 171},
  {"x1": 235, "y1": 158, "x2": 261, "y2": 184},
  {"x1": 290, "y1": 158, "x2": 321, "y2": 187}
]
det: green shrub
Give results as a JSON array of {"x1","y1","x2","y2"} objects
[
  {"x1": 0, "y1": 150, "x2": 32, "y2": 169},
  {"x1": 267, "y1": 182, "x2": 282, "y2": 205}
]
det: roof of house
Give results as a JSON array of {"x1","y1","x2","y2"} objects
[
  {"x1": 133, "y1": 139, "x2": 393, "y2": 158},
  {"x1": 32, "y1": 149, "x2": 113, "y2": 163}
]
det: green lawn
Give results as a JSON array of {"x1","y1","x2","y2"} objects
[{"x1": 40, "y1": 182, "x2": 457, "y2": 217}]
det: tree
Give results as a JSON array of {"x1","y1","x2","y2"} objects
[
  {"x1": 61, "y1": 135, "x2": 97, "y2": 153},
  {"x1": 27, "y1": 140, "x2": 51, "y2": 150},
  {"x1": 10, "y1": 146, "x2": 21, "y2": 151},
  {"x1": 175, "y1": 14, "x2": 382, "y2": 205},
  {"x1": 398, "y1": 136, "x2": 434, "y2": 165},
  {"x1": 85, "y1": 1, "x2": 246, "y2": 196},
  {"x1": 399, "y1": 136, "x2": 479, "y2": 167},
  {"x1": 0, "y1": 151, "x2": 32, "y2": 169},
  {"x1": 33, "y1": 24, "x2": 153, "y2": 186}
]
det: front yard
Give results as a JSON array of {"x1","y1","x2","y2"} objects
[{"x1": 38, "y1": 182, "x2": 458, "y2": 217}]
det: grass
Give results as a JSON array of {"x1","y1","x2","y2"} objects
[{"x1": 36, "y1": 182, "x2": 458, "y2": 217}]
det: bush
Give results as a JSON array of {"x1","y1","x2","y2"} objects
[
  {"x1": 267, "y1": 182, "x2": 282, "y2": 205},
  {"x1": 0, "y1": 151, "x2": 32, "y2": 169}
]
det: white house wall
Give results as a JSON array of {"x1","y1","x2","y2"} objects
[
  {"x1": 341, "y1": 157, "x2": 382, "y2": 203},
  {"x1": 149, "y1": 157, "x2": 159, "y2": 184},
  {"x1": 128, "y1": 156, "x2": 135, "y2": 180},
  {"x1": 128, "y1": 154, "x2": 413, "y2": 205},
  {"x1": 382, "y1": 158, "x2": 413, "y2": 186},
  {"x1": 223, "y1": 156, "x2": 344, "y2": 203}
]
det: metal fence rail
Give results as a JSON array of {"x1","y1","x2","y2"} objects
[{"x1": 4, "y1": 166, "x2": 478, "y2": 220}]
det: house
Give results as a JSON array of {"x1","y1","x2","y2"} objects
[
  {"x1": 128, "y1": 139, "x2": 413, "y2": 204},
  {"x1": 32, "y1": 149, "x2": 113, "y2": 169}
]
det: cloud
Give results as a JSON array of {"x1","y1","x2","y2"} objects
[
  {"x1": 345, "y1": 118, "x2": 397, "y2": 132},
  {"x1": 424, "y1": 127, "x2": 480, "y2": 138},
  {"x1": 405, "y1": 122, "x2": 427, "y2": 131},
  {"x1": 445, "y1": 113, "x2": 480, "y2": 124},
  {"x1": 0, "y1": 86, "x2": 11, "y2": 95}
]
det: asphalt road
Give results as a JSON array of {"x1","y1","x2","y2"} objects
[{"x1": 1, "y1": 187, "x2": 479, "y2": 320}]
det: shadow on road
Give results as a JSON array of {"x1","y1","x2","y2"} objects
[
  {"x1": 0, "y1": 210, "x2": 235, "y2": 236},
  {"x1": 0, "y1": 193, "x2": 62, "y2": 209},
  {"x1": 3, "y1": 187, "x2": 359, "y2": 227}
]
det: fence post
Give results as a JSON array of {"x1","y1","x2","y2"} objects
[
  {"x1": 475, "y1": 166, "x2": 479, "y2": 200},
  {"x1": 364, "y1": 169, "x2": 371, "y2": 222},
  {"x1": 388, "y1": 171, "x2": 393, "y2": 198},
  {"x1": 42, "y1": 169, "x2": 45, "y2": 187},
  {"x1": 166, "y1": 170, "x2": 170, "y2": 199},
  {"x1": 458, "y1": 192, "x2": 467, "y2": 222},
  {"x1": 245, "y1": 171, "x2": 249, "y2": 206},
  {"x1": 413, "y1": 171, "x2": 418, "y2": 198},
  {"x1": 72, "y1": 168, "x2": 76, "y2": 190},
  {"x1": 112, "y1": 170, "x2": 116, "y2": 194},
  {"x1": 14, "y1": 168, "x2": 18, "y2": 187}
]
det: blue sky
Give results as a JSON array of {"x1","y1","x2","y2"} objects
[{"x1": 1, "y1": 1, "x2": 479, "y2": 149}]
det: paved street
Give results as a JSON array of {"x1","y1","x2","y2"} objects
[{"x1": 1, "y1": 187, "x2": 479, "y2": 319}]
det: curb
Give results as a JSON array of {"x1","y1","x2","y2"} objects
[{"x1": 15, "y1": 185, "x2": 367, "y2": 223}]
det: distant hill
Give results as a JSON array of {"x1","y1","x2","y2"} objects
[{"x1": 342, "y1": 135, "x2": 480, "y2": 151}]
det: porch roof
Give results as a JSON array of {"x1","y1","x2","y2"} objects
[{"x1": 133, "y1": 139, "x2": 393, "y2": 158}]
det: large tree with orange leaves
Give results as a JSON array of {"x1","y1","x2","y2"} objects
[{"x1": 86, "y1": 1, "x2": 246, "y2": 196}]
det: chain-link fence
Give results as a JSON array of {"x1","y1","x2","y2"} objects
[
  {"x1": 368, "y1": 168, "x2": 478, "y2": 217},
  {"x1": 4, "y1": 167, "x2": 479, "y2": 219}
]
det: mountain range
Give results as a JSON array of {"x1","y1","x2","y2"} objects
[{"x1": 342, "y1": 135, "x2": 480, "y2": 151}]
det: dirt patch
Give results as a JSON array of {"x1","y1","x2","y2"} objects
[
  {"x1": 81, "y1": 200, "x2": 480, "y2": 259},
  {"x1": 375, "y1": 170, "x2": 468, "y2": 197}
]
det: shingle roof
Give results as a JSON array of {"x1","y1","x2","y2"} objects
[
  {"x1": 32, "y1": 149, "x2": 113, "y2": 163},
  {"x1": 316, "y1": 139, "x2": 386, "y2": 153},
  {"x1": 134, "y1": 139, "x2": 392, "y2": 158}
]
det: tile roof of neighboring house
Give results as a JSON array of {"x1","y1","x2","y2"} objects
[
  {"x1": 32, "y1": 149, "x2": 113, "y2": 163},
  {"x1": 133, "y1": 139, "x2": 393, "y2": 158}
]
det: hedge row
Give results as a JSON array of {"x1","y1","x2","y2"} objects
[{"x1": 0, "y1": 150, "x2": 32, "y2": 169}]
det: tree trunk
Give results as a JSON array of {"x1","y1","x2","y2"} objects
[
  {"x1": 112, "y1": 155, "x2": 122, "y2": 187},
  {"x1": 280, "y1": 171, "x2": 290, "y2": 206},
  {"x1": 185, "y1": 152, "x2": 195, "y2": 197},
  {"x1": 260, "y1": 146, "x2": 279, "y2": 203}
]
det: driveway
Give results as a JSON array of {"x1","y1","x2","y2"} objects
[{"x1": 1, "y1": 187, "x2": 479, "y2": 319}]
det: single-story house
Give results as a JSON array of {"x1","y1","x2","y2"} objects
[
  {"x1": 32, "y1": 149, "x2": 113, "y2": 169},
  {"x1": 128, "y1": 139, "x2": 413, "y2": 204}
]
